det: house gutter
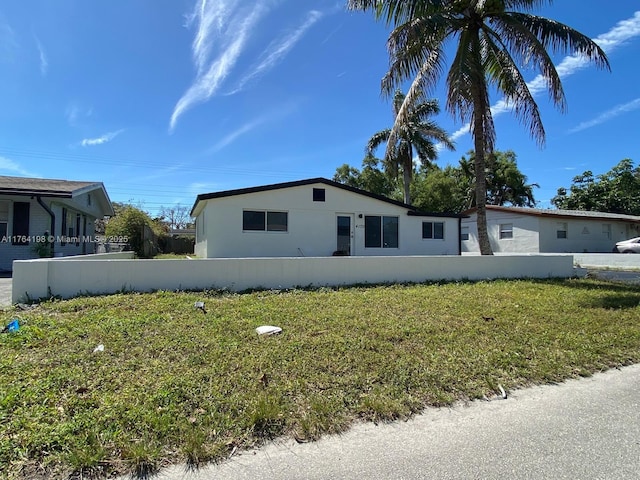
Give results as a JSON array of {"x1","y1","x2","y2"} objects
[{"x1": 36, "y1": 195, "x2": 55, "y2": 257}]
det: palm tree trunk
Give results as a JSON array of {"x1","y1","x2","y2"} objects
[
  {"x1": 472, "y1": 104, "x2": 493, "y2": 255},
  {"x1": 403, "y1": 164, "x2": 412, "y2": 204}
]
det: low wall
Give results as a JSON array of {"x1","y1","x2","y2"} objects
[
  {"x1": 573, "y1": 253, "x2": 640, "y2": 270},
  {"x1": 12, "y1": 254, "x2": 575, "y2": 303}
]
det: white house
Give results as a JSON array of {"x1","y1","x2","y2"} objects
[
  {"x1": 461, "y1": 205, "x2": 640, "y2": 254},
  {"x1": 191, "y1": 178, "x2": 464, "y2": 258},
  {"x1": 0, "y1": 176, "x2": 114, "y2": 272}
]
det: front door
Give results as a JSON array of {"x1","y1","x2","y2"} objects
[{"x1": 336, "y1": 215, "x2": 354, "y2": 255}]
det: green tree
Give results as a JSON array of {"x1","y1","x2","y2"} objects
[
  {"x1": 348, "y1": 0, "x2": 609, "y2": 254},
  {"x1": 461, "y1": 150, "x2": 538, "y2": 208},
  {"x1": 333, "y1": 154, "x2": 402, "y2": 199},
  {"x1": 411, "y1": 150, "x2": 536, "y2": 213},
  {"x1": 552, "y1": 159, "x2": 640, "y2": 215},
  {"x1": 412, "y1": 164, "x2": 469, "y2": 213},
  {"x1": 105, "y1": 203, "x2": 166, "y2": 257},
  {"x1": 366, "y1": 90, "x2": 454, "y2": 204}
]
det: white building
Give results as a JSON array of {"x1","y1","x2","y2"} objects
[
  {"x1": 0, "y1": 176, "x2": 114, "y2": 271},
  {"x1": 191, "y1": 178, "x2": 464, "y2": 258},
  {"x1": 462, "y1": 205, "x2": 640, "y2": 253}
]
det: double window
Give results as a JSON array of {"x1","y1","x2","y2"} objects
[
  {"x1": 365, "y1": 215, "x2": 398, "y2": 248},
  {"x1": 243, "y1": 210, "x2": 288, "y2": 232},
  {"x1": 422, "y1": 221, "x2": 444, "y2": 240}
]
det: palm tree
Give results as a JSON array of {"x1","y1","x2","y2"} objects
[
  {"x1": 367, "y1": 90, "x2": 454, "y2": 205},
  {"x1": 348, "y1": 0, "x2": 610, "y2": 254}
]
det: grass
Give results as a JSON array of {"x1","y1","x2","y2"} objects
[
  {"x1": 152, "y1": 253, "x2": 197, "y2": 260},
  {"x1": 1, "y1": 278, "x2": 640, "y2": 479}
]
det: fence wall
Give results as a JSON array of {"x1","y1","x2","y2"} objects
[
  {"x1": 12, "y1": 254, "x2": 575, "y2": 303},
  {"x1": 573, "y1": 253, "x2": 640, "y2": 270}
]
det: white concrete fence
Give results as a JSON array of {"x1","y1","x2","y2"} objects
[{"x1": 12, "y1": 253, "x2": 576, "y2": 304}]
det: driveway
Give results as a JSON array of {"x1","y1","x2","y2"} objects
[
  {"x1": 144, "y1": 364, "x2": 640, "y2": 480},
  {"x1": 0, "y1": 275, "x2": 11, "y2": 307}
]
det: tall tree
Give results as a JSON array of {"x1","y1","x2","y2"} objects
[
  {"x1": 333, "y1": 154, "x2": 401, "y2": 198},
  {"x1": 461, "y1": 150, "x2": 538, "y2": 208},
  {"x1": 366, "y1": 90, "x2": 454, "y2": 204},
  {"x1": 552, "y1": 159, "x2": 640, "y2": 215},
  {"x1": 348, "y1": 0, "x2": 610, "y2": 254}
]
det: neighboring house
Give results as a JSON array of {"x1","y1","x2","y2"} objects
[
  {"x1": 462, "y1": 205, "x2": 640, "y2": 254},
  {"x1": 0, "y1": 176, "x2": 114, "y2": 271},
  {"x1": 191, "y1": 178, "x2": 464, "y2": 258}
]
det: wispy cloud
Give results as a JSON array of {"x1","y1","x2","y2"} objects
[
  {"x1": 34, "y1": 35, "x2": 48, "y2": 76},
  {"x1": 0, "y1": 14, "x2": 18, "y2": 62},
  {"x1": 208, "y1": 102, "x2": 299, "y2": 153},
  {"x1": 171, "y1": 1, "x2": 325, "y2": 132},
  {"x1": 170, "y1": 1, "x2": 269, "y2": 132},
  {"x1": 569, "y1": 97, "x2": 640, "y2": 133},
  {"x1": 229, "y1": 10, "x2": 324, "y2": 94},
  {"x1": 80, "y1": 129, "x2": 124, "y2": 147},
  {"x1": 450, "y1": 11, "x2": 640, "y2": 142},
  {"x1": 66, "y1": 103, "x2": 93, "y2": 126},
  {"x1": 0, "y1": 156, "x2": 39, "y2": 177}
]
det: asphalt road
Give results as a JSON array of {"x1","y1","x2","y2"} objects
[{"x1": 147, "y1": 364, "x2": 640, "y2": 480}]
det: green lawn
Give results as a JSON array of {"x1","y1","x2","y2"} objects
[{"x1": 1, "y1": 278, "x2": 639, "y2": 479}]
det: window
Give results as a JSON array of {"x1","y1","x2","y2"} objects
[
  {"x1": 557, "y1": 222, "x2": 567, "y2": 239},
  {"x1": 243, "y1": 210, "x2": 288, "y2": 232},
  {"x1": 499, "y1": 223, "x2": 513, "y2": 239},
  {"x1": 461, "y1": 226, "x2": 469, "y2": 241},
  {"x1": 12, "y1": 202, "x2": 30, "y2": 245},
  {"x1": 365, "y1": 215, "x2": 398, "y2": 248},
  {"x1": 602, "y1": 224, "x2": 611, "y2": 240},
  {"x1": 422, "y1": 221, "x2": 444, "y2": 239},
  {"x1": 0, "y1": 201, "x2": 8, "y2": 239},
  {"x1": 313, "y1": 188, "x2": 325, "y2": 202}
]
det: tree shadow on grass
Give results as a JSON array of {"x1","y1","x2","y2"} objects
[{"x1": 533, "y1": 278, "x2": 640, "y2": 309}]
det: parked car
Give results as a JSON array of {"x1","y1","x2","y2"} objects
[{"x1": 614, "y1": 237, "x2": 640, "y2": 253}]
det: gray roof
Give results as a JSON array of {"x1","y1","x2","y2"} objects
[
  {"x1": 0, "y1": 175, "x2": 103, "y2": 197},
  {"x1": 464, "y1": 205, "x2": 640, "y2": 223}
]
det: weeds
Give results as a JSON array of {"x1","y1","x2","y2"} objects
[{"x1": 1, "y1": 278, "x2": 639, "y2": 478}]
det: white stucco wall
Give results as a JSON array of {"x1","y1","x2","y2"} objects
[
  {"x1": 12, "y1": 254, "x2": 575, "y2": 303},
  {"x1": 462, "y1": 210, "x2": 540, "y2": 253},
  {"x1": 197, "y1": 183, "x2": 461, "y2": 257},
  {"x1": 463, "y1": 210, "x2": 639, "y2": 254},
  {"x1": 538, "y1": 217, "x2": 635, "y2": 253}
]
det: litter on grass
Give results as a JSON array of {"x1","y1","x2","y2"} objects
[
  {"x1": 256, "y1": 325, "x2": 282, "y2": 336},
  {"x1": 93, "y1": 344, "x2": 105, "y2": 353},
  {"x1": 2, "y1": 319, "x2": 19, "y2": 333},
  {"x1": 194, "y1": 301, "x2": 206, "y2": 313}
]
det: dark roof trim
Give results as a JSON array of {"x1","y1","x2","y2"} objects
[
  {"x1": 0, "y1": 188, "x2": 74, "y2": 198},
  {"x1": 191, "y1": 177, "x2": 465, "y2": 218}
]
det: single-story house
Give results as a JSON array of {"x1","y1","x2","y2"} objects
[
  {"x1": 0, "y1": 176, "x2": 114, "y2": 271},
  {"x1": 191, "y1": 178, "x2": 465, "y2": 258},
  {"x1": 461, "y1": 205, "x2": 640, "y2": 253}
]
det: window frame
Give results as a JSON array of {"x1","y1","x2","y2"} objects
[
  {"x1": 364, "y1": 215, "x2": 398, "y2": 249},
  {"x1": 422, "y1": 221, "x2": 444, "y2": 240},
  {"x1": 499, "y1": 223, "x2": 513, "y2": 240},
  {"x1": 312, "y1": 188, "x2": 325, "y2": 202},
  {"x1": 242, "y1": 210, "x2": 288, "y2": 233},
  {"x1": 0, "y1": 201, "x2": 8, "y2": 239},
  {"x1": 556, "y1": 222, "x2": 568, "y2": 239},
  {"x1": 460, "y1": 226, "x2": 469, "y2": 241}
]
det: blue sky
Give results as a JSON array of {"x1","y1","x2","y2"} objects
[{"x1": 0, "y1": 1, "x2": 639, "y2": 216}]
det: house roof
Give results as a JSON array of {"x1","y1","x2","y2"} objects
[
  {"x1": 0, "y1": 175, "x2": 115, "y2": 216},
  {"x1": 191, "y1": 177, "x2": 466, "y2": 218},
  {"x1": 463, "y1": 205, "x2": 640, "y2": 224}
]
